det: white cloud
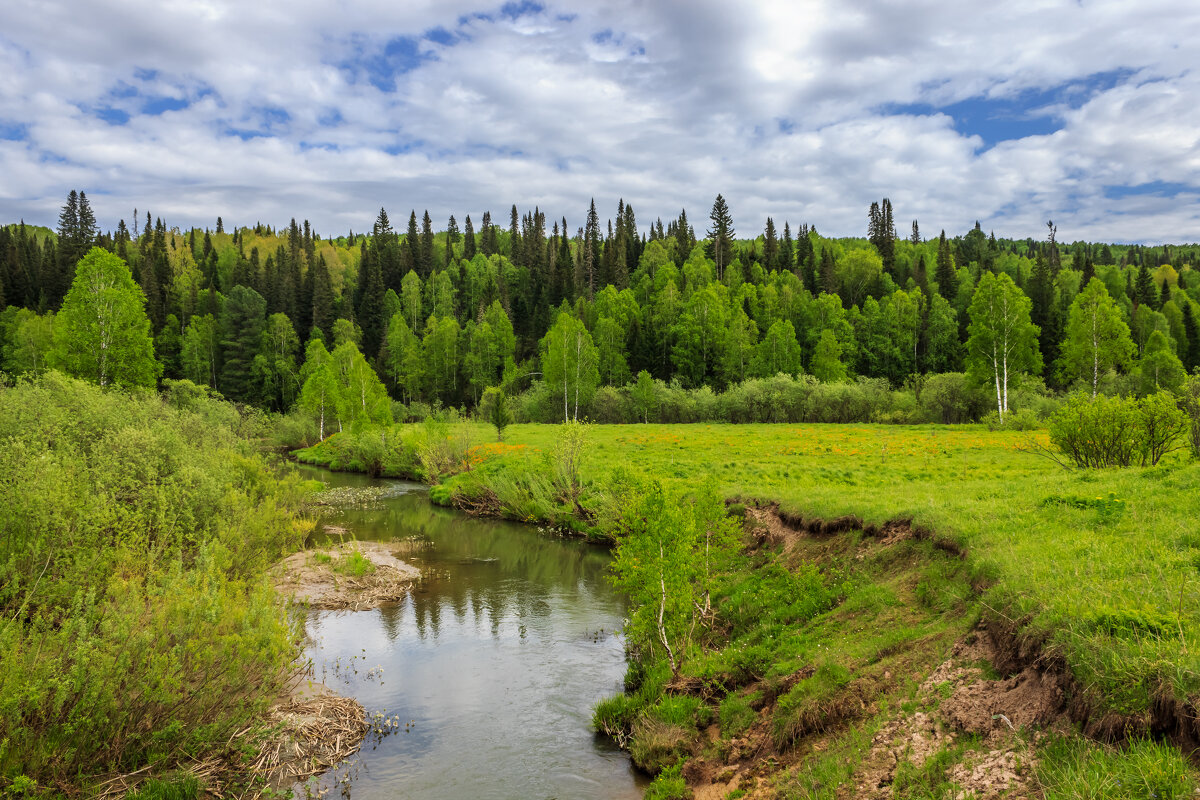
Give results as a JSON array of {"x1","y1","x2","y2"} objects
[{"x1": 0, "y1": 0, "x2": 1198, "y2": 242}]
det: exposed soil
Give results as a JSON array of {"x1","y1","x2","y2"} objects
[
  {"x1": 681, "y1": 506, "x2": 1062, "y2": 800},
  {"x1": 271, "y1": 536, "x2": 422, "y2": 611},
  {"x1": 853, "y1": 635, "x2": 1052, "y2": 799}
]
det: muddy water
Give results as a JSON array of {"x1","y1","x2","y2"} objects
[{"x1": 298, "y1": 466, "x2": 645, "y2": 799}]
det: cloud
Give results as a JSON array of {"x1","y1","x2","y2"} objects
[{"x1": 0, "y1": 0, "x2": 1198, "y2": 243}]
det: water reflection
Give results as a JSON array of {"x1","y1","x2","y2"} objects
[{"x1": 298, "y1": 467, "x2": 644, "y2": 799}]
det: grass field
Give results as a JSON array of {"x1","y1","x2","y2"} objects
[
  {"x1": 297, "y1": 420, "x2": 1200, "y2": 795},
  {"x1": 433, "y1": 423, "x2": 1197, "y2": 719}
]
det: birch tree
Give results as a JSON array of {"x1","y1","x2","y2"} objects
[
  {"x1": 965, "y1": 272, "x2": 1041, "y2": 423},
  {"x1": 50, "y1": 247, "x2": 159, "y2": 388},
  {"x1": 1059, "y1": 278, "x2": 1134, "y2": 397},
  {"x1": 541, "y1": 312, "x2": 599, "y2": 422}
]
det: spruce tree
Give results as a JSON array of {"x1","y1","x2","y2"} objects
[
  {"x1": 763, "y1": 217, "x2": 778, "y2": 271},
  {"x1": 509, "y1": 205, "x2": 522, "y2": 267},
  {"x1": 584, "y1": 199, "x2": 601, "y2": 299},
  {"x1": 934, "y1": 230, "x2": 957, "y2": 302},
  {"x1": 707, "y1": 194, "x2": 734, "y2": 280},
  {"x1": 1182, "y1": 301, "x2": 1200, "y2": 373},
  {"x1": 310, "y1": 254, "x2": 335, "y2": 343},
  {"x1": 420, "y1": 210, "x2": 434, "y2": 276},
  {"x1": 405, "y1": 211, "x2": 421, "y2": 276},
  {"x1": 1134, "y1": 263, "x2": 1158, "y2": 308},
  {"x1": 463, "y1": 215, "x2": 477, "y2": 260},
  {"x1": 219, "y1": 285, "x2": 268, "y2": 402},
  {"x1": 780, "y1": 221, "x2": 794, "y2": 272}
]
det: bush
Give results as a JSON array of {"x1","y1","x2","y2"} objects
[
  {"x1": 918, "y1": 373, "x2": 983, "y2": 424},
  {"x1": 1182, "y1": 373, "x2": 1200, "y2": 459},
  {"x1": 1048, "y1": 391, "x2": 1188, "y2": 468},
  {"x1": 644, "y1": 764, "x2": 690, "y2": 800},
  {"x1": 0, "y1": 372, "x2": 310, "y2": 789}
]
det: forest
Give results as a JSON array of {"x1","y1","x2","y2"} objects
[{"x1": 3, "y1": 191, "x2": 1198, "y2": 434}]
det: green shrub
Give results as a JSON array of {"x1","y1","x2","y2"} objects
[
  {"x1": 718, "y1": 691, "x2": 759, "y2": 737},
  {"x1": 0, "y1": 372, "x2": 309, "y2": 788},
  {"x1": 1048, "y1": 391, "x2": 1187, "y2": 468},
  {"x1": 644, "y1": 763, "x2": 690, "y2": 800},
  {"x1": 126, "y1": 776, "x2": 200, "y2": 800}
]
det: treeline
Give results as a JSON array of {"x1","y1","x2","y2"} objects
[{"x1": 3, "y1": 192, "x2": 1199, "y2": 430}]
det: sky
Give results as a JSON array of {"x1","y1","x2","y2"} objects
[{"x1": 1, "y1": 0, "x2": 1199, "y2": 243}]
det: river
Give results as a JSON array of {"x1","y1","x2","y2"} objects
[{"x1": 297, "y1": 465, "x2": 646, "y2": 799}]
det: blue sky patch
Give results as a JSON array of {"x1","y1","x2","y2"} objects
[
  {"x1": 0, "y1": 121, "x2": 27, "y2": 140},
  {"x1": 338, "y1": 35, "x2": 433, "y2": 92},
  {"x1": 882, "y1": 69, "x2": 1137, "y2": 149},
  {"x1": 142, "y1": 95, "x2": 190, "y2": 115},
  {"x1": 1105, "y1": 181, "x2": 1195, "y2": 200},
  {"x1": 95, "y1": 106, "x2": 131, "y2": 125},
  {"x1": 500, "y1": 1, "x2": 544, "y2": 20}
]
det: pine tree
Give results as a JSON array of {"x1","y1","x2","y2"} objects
[{"x1": 910, "y1": 220, "x2": 921, "y2": 245}]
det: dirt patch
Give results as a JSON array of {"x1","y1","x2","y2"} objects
[
  {"x1": 271, "y1": 538, "x2": 421, "y2": 611},
  {"x1": 944, "y1": 666, "x2": 1066, "y2": 735},
  {"x1": 853, "y1": 636, "x2": 1044, "y2": 799}
]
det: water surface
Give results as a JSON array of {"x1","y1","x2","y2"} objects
[{"x1": 298, "y1": 466, "x2": 644, "y2": 799}]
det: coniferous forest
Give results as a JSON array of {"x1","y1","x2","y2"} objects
[{"x1": 4, "y1": 191, "x2": 1198, "y2": 430}]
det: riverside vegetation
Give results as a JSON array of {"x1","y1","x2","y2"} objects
[{"x1": 0, "y1": 373, "x2": 314, "y2": 797}]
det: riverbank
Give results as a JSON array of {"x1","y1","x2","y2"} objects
[{"x1": 294, "y1": 421, "x2": 1200, "y2": 797}]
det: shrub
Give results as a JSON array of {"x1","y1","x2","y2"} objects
[
  {"x1": 1048, "y1": 391, "x2": 1188, "y2": 468},
  {"x1": 0, "y1": 372, "x2": 309, "y2": 788},
  {"x1": 1182, "y1": 373, "x2": 1200, "y2": 458},
  {"x1": 918, "y1": 373, "x2": 982, "y2": 424},
  {"x1": 644, "y1": 764, "x2": 689, "y2": 800}
]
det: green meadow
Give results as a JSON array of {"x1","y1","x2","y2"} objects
[{"x1": 297, "y1": 420, "x2": 1200, "y2": 796}]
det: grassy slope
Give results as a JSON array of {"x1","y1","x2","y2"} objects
[{"x1": 439, "y1": 422, "x2": 1200, "y2": 722}]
